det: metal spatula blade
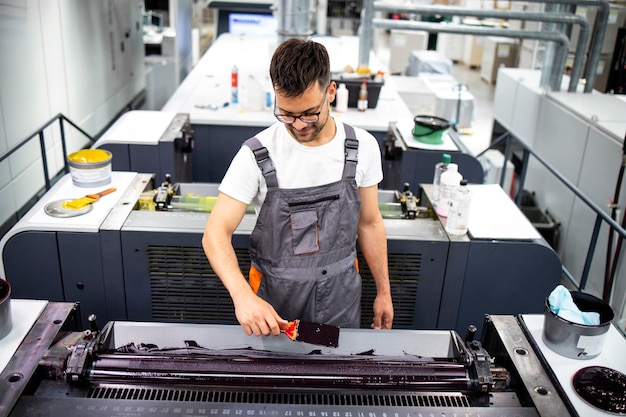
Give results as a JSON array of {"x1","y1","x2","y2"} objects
[{"x1": 281, "y1": 320, "x2": 340, "y2": 348}]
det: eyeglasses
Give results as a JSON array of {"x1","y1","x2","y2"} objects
[{"x1": 274, "y1": 86, "x2": 329, "y2": 124}]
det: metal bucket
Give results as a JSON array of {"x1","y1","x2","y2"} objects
[
  {"x1": 0, "y1": 279, "x2": 12, "y2": 340},
  {"x1": 543, "y1": 291, "x2": 614, "y2": 360},
  {"x1": 67, "y1": 149, "x2": 112, "y2": 188}
]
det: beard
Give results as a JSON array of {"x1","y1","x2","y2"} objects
[{"x1": 285, "y1": 113, "x2": 329, "y2": 145}]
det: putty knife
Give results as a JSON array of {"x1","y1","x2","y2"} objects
[{"x1": 281, "y1": 320, "x2": 340, "y2": 348}]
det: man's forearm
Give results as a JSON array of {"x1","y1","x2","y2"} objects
[
  {"x1": 358, "y1": 219, "x2": 391, "y2": 295},
  {"x1": 202, "y1": 233, "x2": 252, "y2": 302}
]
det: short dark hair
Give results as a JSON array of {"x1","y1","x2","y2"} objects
[{"x1": 269, "y1": 38, "x2": 330, "y2": 98}]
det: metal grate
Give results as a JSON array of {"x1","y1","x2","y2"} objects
[
  {"x1": 148, "y1": 246, "x2": 248, "y2": 323},
  {"x1": 88, "y1": 386, "x2": 471, "y2": 407},
  {"x1": 359, "y1": 252, "x2": 420, "y2": 329},
  {"x1": 148, "y1": 246, "x2": 420, "y2": 328}
]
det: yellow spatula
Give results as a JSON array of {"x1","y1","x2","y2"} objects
[{"x1": 63, "y1": 187, "x2": 117, "y2": 210}]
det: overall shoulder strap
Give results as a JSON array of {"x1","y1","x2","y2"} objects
[
  {"x1": 342, "y1": 123, "x2": 358, "y2": 180},
  {"x1": 243, "y1": 137, "x2": 278, "y2": 188}
]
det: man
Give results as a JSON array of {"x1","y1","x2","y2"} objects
[{"x1": 202, "y1": 38, "x2": 393, "y2": 337}]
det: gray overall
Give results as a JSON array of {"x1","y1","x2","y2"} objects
[{"x1": 244, "y1": 124, "x2": 362, "y2": 328}]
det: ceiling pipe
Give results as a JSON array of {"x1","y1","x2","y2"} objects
[
  {"x1": 371, "y1": 2, "x2": 589, "y2": 92},
  {"x1": 274, "y1": 0, "x2": 313, "y2": 43},
  {"x1": 369, "y1": 18, "x2": 570, "y2": 91},
  {"x1": 512, "y1": 0, "x2": 609, "y2": 92},
  {"x1": 361, "y1": 0, "x2": 609, "y2": 92},
  {"x1": 358, "y1": 0, "x2": 374, "y2": 73},
  {"x1": 359, "y1": 0, "x2": 375, "y2": 74}
]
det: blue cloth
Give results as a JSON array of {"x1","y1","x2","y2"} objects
[{"x1": 548, "y1": 285, "x2": 600, "y2": 325}]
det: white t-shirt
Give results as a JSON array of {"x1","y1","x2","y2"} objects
[{"x1": 218, "y1": 119, "x2": 383, "y2": 212}]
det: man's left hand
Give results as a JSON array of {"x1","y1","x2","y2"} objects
[{"x1": 371, "y1": 294, "x2": 393, "y2": 329}]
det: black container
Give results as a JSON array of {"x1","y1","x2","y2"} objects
[
  {"x1": 543, "y1": 291, "x2": 614, "y2": 360},
  {"x1": 331, "y1": 75, "x2": 384, "y2": 109},
  {"x1": 521, "y1": 206, "x2": 560, "y2": 250},
  {"x1": 0, "y1": 279, "x2": 11, "y2": 340}
]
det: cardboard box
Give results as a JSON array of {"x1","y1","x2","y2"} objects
[
  {"x1": 481, "y1": 37, "x2": 520, "y2": 83},
  {"x1": 602, "y1": 5, "x2": 626, "y2": 55},
  {"x1": 388, "y1": 29, "x2": 428, "y2": 75},
  {"x1": 518, "y1": 43, "x2": 541, "y2": 69},
  {"x1": 462, "y1": 35, "x2": 485, "y2": 68},
  {"x1": 571, "y1": 5, "x2": 626, "y2": 55},
  {"x1": 569, "y1": 5, "x2": 626, "y2": 55},
  {"x1": 436, "y1": 33, "x2": 464, "y2": 62},
  {"x1": 509, "y1": 2, "x2": 543, "y2": 30},
  {"x1": 569, "y1": 6, "x2": 596, "y2": 54}
]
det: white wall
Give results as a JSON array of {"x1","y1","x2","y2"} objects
[
  {"x1": 165, "y1": 0, "x2": 194, "y2": 85},
  {"x1": 0, "y1": 0, "x2": 145, "y2": 231}
]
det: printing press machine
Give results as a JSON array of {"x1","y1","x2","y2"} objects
[
  {"x1": 380, "y1": 118, "x2": 486, "y2": 192},
  {"x1": 93, "y1": 111, "x2": 194, "y2": 184},
  {"x1": 156, "y1": 33, "x2": 486, "y2": 190},
  {"x1": 1, "y1": 301, "x2": 590, "y2": 417},
  {"x1": 0, "y1": 171, "x2": 562, "y2": 338}
]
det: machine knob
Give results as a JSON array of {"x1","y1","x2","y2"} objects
[
  {"x1": 88, "y1": 314, "x2": 99, "y2": 332},
  {"x1": 465, "y1": 324, "x2": 477, "y2": 342}
]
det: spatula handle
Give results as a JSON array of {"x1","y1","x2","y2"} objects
[{"x1": 87, "y1": 187, "x2": 116, "y2": 198}]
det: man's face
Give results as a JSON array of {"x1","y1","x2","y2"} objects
[{"x1": 274, "y1": 82, "x2": 336, "y2": 146}]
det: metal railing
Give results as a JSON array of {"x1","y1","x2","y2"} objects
[
  {"x1": 0, "y1": 113, "x2": 95, "y2": 192},
  {"x1": 479, "y1": 131, "x2": 626, "y2": 306}
]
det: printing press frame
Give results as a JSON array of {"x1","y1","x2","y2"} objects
[
  {"x1": 0, "y1": 172, "x2": 562, "y2": 337},
  {"x1": 0, "y1": 304, "x2": 574, "y2": 417}
]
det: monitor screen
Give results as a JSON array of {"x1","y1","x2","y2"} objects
[{"x1": 228, "y1": 13, "x2": 277, "y2": 36}]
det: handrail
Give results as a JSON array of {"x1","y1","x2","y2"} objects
[
  {"x1": 477, "y1": 132, "x2": 626, "y2": 303},
  {"x1": 0, "y1": 113, "x2": 96, "y2": 191}
]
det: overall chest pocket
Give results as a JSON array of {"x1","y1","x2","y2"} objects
[
  {"x1": 290, "y1": 209, "x2": 319, "y2": 255},
  {"x1": 288, "y1": 194, "x2": 340, "y2": 255}
]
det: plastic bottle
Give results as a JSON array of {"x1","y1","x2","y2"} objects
[
  {"x1": 335, "y1": 83, "x2": 349, "y2": 113},
  {"x1": 247, "y1": 74, "x2": 264, "y2": 111},
  {"x1": 445, "y1": 179, "x2": 472, "y2": 236},
  {"x1": 264, "y1": 75, "x2": 273, "y2": 110},
  {"x1": 357, "y1": 79, "x2": 368, "y2": 111},
  {"x1": 436, "y1": 163, "x2": 462, "y2": 217},
  {"x1": 231, "y1": 65, "x2": 238, "y2": 104},
  {"x1": 432, "y1": 153, "x2": 451, "y2": 208}
]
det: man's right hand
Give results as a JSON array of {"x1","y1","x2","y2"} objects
[
  {"x1": 202, "y1": 193, "x2": 287, "y2": 337},
  {"x1": 233, "y1": 290, "x2": 285, "y2": 337}
]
